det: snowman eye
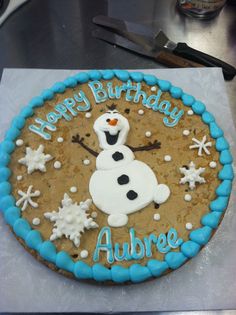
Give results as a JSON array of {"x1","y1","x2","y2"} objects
[{"x1": 106, "y1": 118, "x2": 111, "y2": 122}]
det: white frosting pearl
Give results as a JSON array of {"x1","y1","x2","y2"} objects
[
  {"x1": 164, "y1": 155, "x2": 172, "y2": 162},
  {"x1": 153, "y1": 213, "x2": 161, "y2": 221},
  {"x1": 186, "y1": 222, "x2": 193, "y2": 230},
  {"x1": 85, "y1": 112, "x2": 92, "y2": 118},
  {"x1": 138, "y1": 109, "x2": 144, "y2": 115},
  {"x1": 57, "y1": 137, "x2": 64, "y2": 143},
  {"x1": 184, "y1": 194, "x2": 192, "y2": 202},
  {"x1": 83, "y1": 159, "x2": 90, "y2": 165},
  {"x1": 183, "y1": 130, "x2": 190, "y2": 136},
  {"x1": 209, "y1": 161, "x2": 217, "y2": 168},
  {"x1": 80, "y1": 250, "x2": 89, "y2": 259},
  {"x1": 32, "y1": 217, "x2": 40, "y2": 226},
  {"x1": 17, "y1": 175, "x2": 23, "y2": 181},
  {"x1": 187, "y1": 110, "x2": 194, "y2": 116},
  {"x1": 54, "y1": 161, "x2": 61, "y2": 169},
  {"x1": 145, "y1": 131, "x2": 152, "y2": 138},
  {"x1": 151, "y1": 86, "x2": 157, "y2": 92},
  {"x1": 70, "y1": 186, "x2": 77, "y2": 193},
  {"x1": 91, "y1": 211, "x2": 97, "y2": 218},
  {"x1": 16, "y1": 139, "x2": 24, "y2": 146}
]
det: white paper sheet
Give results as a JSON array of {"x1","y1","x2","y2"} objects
[{"x1": 0, "y1": 68, "x2": 235, "y2": 313}]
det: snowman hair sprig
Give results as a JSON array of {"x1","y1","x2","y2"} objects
[{"x1": 72, "y1": 108, "x2": 170, "y2": 227}]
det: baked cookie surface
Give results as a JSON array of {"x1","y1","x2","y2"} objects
[{"x1": 0, "y1": 70, "x2": 233, "y2": 283}]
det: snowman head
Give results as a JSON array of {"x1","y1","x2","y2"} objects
[{"x1": 94, "y1": 105, "x2": 130, "y2": 150}]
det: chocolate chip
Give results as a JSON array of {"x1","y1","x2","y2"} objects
[
  {"x1": 85, "y1": 133, "x2": 90, "y2": 137},
  {"x1": 124, "y1": 108, "x2": 130, "y2": 114},
  {"x1": 117, "y1": 174, "x2": 129, "y2": 185},
  {"x1": 154, "y1": 203, "x2": 160, "y2": 209},
  {"x1": 126, "y1": 190, "x2": 138, "y2": 200},
  {"x1": 112, "y1": 151, "x2": 124, "y2": 161}
]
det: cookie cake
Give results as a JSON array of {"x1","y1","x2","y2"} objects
[{"x1": 0, "y1": 69, "x2": 234, "y2": 283}]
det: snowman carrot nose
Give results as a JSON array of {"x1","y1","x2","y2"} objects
[{"x1": 107, "y1": 118, "x2": 118, "y2": 126}]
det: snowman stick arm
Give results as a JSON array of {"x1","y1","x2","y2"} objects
[
  {"x1": 128, "y1": 140, "x2": 161, "y2": 152},
  {"x1": 72, "y1": 134, "x2": 98, "y2": 157}
]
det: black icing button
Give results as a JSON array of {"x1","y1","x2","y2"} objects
[
  {"x1": 117, "y1": 174, "x2": 129, "y2": 185},
  {"x1": 112, "y1": 151, "x2": 124, "y2": 161},
  {"x1": 126, "y1": 190, "x2": 138, "y2": 200}
]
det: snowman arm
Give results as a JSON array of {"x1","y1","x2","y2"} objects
[
  {"x1": 128, "y1": 140, "x2": 161, "y2": 152},
  {"x1": 72, "y1": 134, "x2": 98, "y2": 157}
]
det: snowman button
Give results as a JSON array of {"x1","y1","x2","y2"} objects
[
  {"x1": 126, "y1": 190, "x2": 138, "y2": 200},
  {"x1": 117, "y1": 174, "x2": 129, "y2": 185},
  {"x1": 112, "y1": 151, "x2": 124, "y2": 161}
]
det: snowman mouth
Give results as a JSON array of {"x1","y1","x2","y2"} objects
[{"x1": 104, "y1": 131, "x2": 120, "y2": 145}]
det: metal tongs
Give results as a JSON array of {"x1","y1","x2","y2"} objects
[{"x1": 92, "y1": 15, "x2": 236, "y2": 80}]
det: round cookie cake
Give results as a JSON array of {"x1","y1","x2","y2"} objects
[{"x1": 0, "y1": 70, "x2": 234, "y2": 284}]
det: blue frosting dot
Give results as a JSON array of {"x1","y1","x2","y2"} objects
[
  {"x1": 210, "y1": 196, "x2": 229, "y2": 212},
  {"x1": 0, "y1": 152, "x2": 10, "y2": 166},
  {"x1": 0, "y1": 181, "x2": 11, "y2": 197},
  {"x1": 4, "y1": 206, "x2": 21, "y2": 227},
  {"x1": 157, "y1": 79, "x2": 171, "y2": 91},
  {"x1": 13, "y1": 218, "x2": 31, "y2": 240},
  {"x1": 25, "y1": 230, "x2": 43, "y2": 251},
  {"x1": 182, "y1": 94, "x2": 195, "y2": 106},
  {"x1": 143, "y1": 74, "x2": 157, "y2": 86},
  {"x1": 51, "y1": 82, "x2": 66, "y2": 93},
  {"x1": 129, "y1": 264, "x2": 152, "y2": 283},
  {"x1": 56, "y1": 251, "x2": 75, "y2": 273},
  {"x1": 92, "y1": 264, "x2": 111, "y2": 282},
  {"x1": 192, "y1": 101, "x2": 206, "y2": 115},
  {"x1": 0, "y1": 141, "x2": 15, "y2": 154},
  {"x1": 170, "y1": 86, "x2": 183, "y2": 98},
  {"x1": 220, "y1": 150, "x2": 233, "y2": 164},
  {"x1": 201, "y1": 111, "x2": 215, "y2": 124},
  {"x1": 64, "y1": 77, "x2": 77, "y2": 88},
  {"x1": 12, "y1": 116, "x2": 26, "y2": 130},
  {"x1": 39, "y1": 241, "x2": 57, "y2": 263},
  {"x1": 147, "y1": 259, "x2": 169, "y2": 277},
  {"x1": 88, "y1": 70, "x2": 102, "y2": 81},
  {"x1": 165, "y1": 252, "x2": 187, "y2": 269},
  {"x1": 0, "y1": 195, "x2": 15, "y2": 211},
  {"x1": 74, "y1": 72, "x2": 90, "y2": 83},
  {"x1": 111, "y1": 265, "x2": 130, "y2": 283},
  {"x1": 210, "y1": 122, "x2": 223, "y2": 139},
  {"x1": 216, "y1": 137, "x2": 229, "y2": 151},
  {"x1": 74, "y1": 261, "x2": 93, "y2": 279},
  {"x1": 20, "y1": 106, "x2": 34, "y2": 118},
  {"x1": 216, "y1": 180, "x2": 232, "y2": 196},
  {"x1": 29, "y1": 96, "x2": 44, "y2": 108},
  {"x1": 218, "y1": 164, "x2": 234, "y2": 180},
  {"x1": 41, "y1": 89, "x2": 54, "y2": 101},
  {"x1": 101, "y1": 70, "x2": 114, "y2": 80},
  {"x1": 114, "y1": 70, "x2": 130, "y2": 81},
  {"x1": 201, "y1": 212, "x2": 222, "y2": 229},
  {"x1": 5, "y1": 127, "x2": 20, "y2": 141},
  {"x1": 129, "y1": 72, "x2": 144, "y2": 82},
  {"x1": 190, "y1": 226, "x2": 212, "y2": 245},
  {"x1": 181, "y1": 241, "x2": 201, "y2": 258},
  {"x1": 0, "y1": 167, "x2": 11, "y2": 181}
]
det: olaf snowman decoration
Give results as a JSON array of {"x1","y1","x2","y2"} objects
[{"x1": 72, "y1": 105, "x2": 170, "y2": 227}]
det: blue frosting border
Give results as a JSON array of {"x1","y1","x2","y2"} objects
[{"x1": 0, "y1": 69, "x2": 234, "y2": 283}]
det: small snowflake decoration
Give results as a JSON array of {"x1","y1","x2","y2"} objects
[
  {"x1": 16, "y1": 185, "x2": 40, "y2": 211},
  {"x1": 179, "y1": 161, "x2": 206, "y2": 190},
  {"x1": 18, "y1": 145, "x2": 53, "y2": 174},
  {"x1": 189, "y1": 136, "x2": 212, "y2": 156},
  {"x1": 44, "y1": 194, "x2": 98, "y2": 247}
]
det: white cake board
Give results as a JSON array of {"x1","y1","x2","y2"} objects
[{"x1": 0, "y1": 68, "x2": 235, "y2": 313}]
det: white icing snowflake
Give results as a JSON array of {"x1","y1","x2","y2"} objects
[
  {"x1": 18, "y1": 145, "x2": 53, "y2": 174},
  {"x1": 179, "y1": 161, "x2": 206, "y2": 190},
  {"x1": 44, "y1": 194, "x2": 98, "y2": 247},
  {"x1": 16, "y1": 185, "x2": 40, "y2": 211},
  {"x1": 189, "y1": 136, "x2": 212, "y2": 156}
]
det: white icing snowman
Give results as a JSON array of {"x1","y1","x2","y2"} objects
[{"x1": 89, "y1": 108, "x2": 170, "y2": 227}]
